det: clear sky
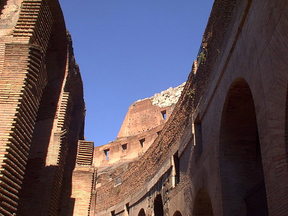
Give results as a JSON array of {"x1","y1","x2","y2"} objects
[{"x1": 59, "y1": 0, "x2": 214, "y2": 146}]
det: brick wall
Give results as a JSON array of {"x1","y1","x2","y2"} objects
[
  {"x1": 0, "y1": 0, "x2": 85, "y2": 215},
  {"x1": 94, "y1": 75, "x2": 194, "y2": 213}
]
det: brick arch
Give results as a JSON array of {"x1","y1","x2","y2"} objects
[
  {"x1": 138, "y1": 208, "x2": 146, "y2": 216},
  {"x1": 193, "y1": 188, "x2": 213, "y2": 216},
  {"x1": 173, "y1": 210, "x2": 183, "y2": 216},
  {"x1": 219, "y1": 78, "x2": 268, "y2": 216},
  {"x1": 16, "y1": 0, "x2": 71, "y2": 215},
  {"x1": 154, "y1": 194, "x2": 164, "y2": 216}
]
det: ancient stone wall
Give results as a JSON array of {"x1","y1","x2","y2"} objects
[
  {"x1": 0, "y1": 0, "x2": 287, "y2": 215},
  {"x1": 94, "y1": 84, "x2": 184, "y2": 168},
  {"x1": 118, "y1": 83, "x2": 185, "y2": 138},
  {"x1": 71, "y1": 140, "x2": 96, "y2": 216},
  {"x1": 93, "y1": 77, "x2": 194, "y2": 214},
  {"x1": 0, "y1": 0, "x2": 85, "y2": 215},
  {"x1": 91, "y1": 0, "x2": 288, "y2": 215}
]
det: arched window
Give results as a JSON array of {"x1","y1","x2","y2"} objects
[
  {"x1": 153, "y1": 194, "x2": 164, "y2": 216},
  {"x1": 173, "y1": 210, "x2": 183, "y2": 216},
  {"x1": 193, "y1": 189, "x2": 213, "y2": 216},
  {"x1": 219, "y1": 79, "x2": 268, "y2": 215},
  {"x1": 138, "y1": 208, "x2": 146, "y2": 216}
]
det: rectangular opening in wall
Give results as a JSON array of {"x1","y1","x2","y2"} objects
[
  {"x1": 104, "y1": 149, "x2": 110, "y2": 160},
  {"x1": 111, "y1": 210, "x2": 115, "y2": 216},
  {"x1": 125, "y1": 203, "x2": 130, "y2": 214},
  {"x1": 194, "y1": 116, "x2": 203, "y2": 156},
  {"x1": 161, "y1": 110, "x2": 167, "y2": 120},
  {"x1": 122, "y1": 143, "x2": 127, "y2": 151},
  {"x1": 173, "y1": 151, "x2": 180, "y2": 186},
  {"x1": 139, "y1": 138, "x2": 145, "y2": 147},
  {"x1": 114, "y1": 177, "x2": 122, "y2": 186}
]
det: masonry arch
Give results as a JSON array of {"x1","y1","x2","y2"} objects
[
  {"x1": 17, "y1": 1, "x2": 69, "y2": 215},
  {"x1": 173, "y1": 210, "x2": 183, "y2": 216},
  {"x1": 219, "y1": 78, "x2": 268, "y2": 216},
  {"x1": 193, "y1": 189, "x2": 213, "y2": 216},
  {"x1": 138, "y1": 208, "x2": 146, "y2": 216},
  {"x1": 153, "y1": 194, "x2": 164, "y2": 216}
]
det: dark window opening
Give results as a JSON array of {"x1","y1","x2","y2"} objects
[
  {"x1": 157, "y1": 131, "x2": 162, "y2": 136},
  {"x1": 154, "y1": 194, "x2": 164, "y2": 216},
  {"x1": 104, "y1": 149, "x2": 110, "y2": 160},
  {"x1": 111, "y1": 210, "x2": 115, "y2": 216},
  {"x1": 173, "y1": 151, "x2": 180, "y2": 185},
  {"x1": 194, "y1": 117, "x2": 203, "y2": 156},
  {"x1": 125, "y1": 203, "x2": 130, "y2": 214},
  {"x1": 161, "y1": 110, "x2": 167, "y2": 120},
  {"x1": 173, "y1": 211, "x2": 183, "y2": 216},
  {"x1": 139, "y1": 138, "x2": 145, "y2": 147},
  {"x1": 138, "y1": 209, "x2": 146, "y2": 216},
  {"x1": 122, "y1": 143, "x2": 128, "y2": 151}
]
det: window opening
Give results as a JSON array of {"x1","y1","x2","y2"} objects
[
  {"x1": 122, "y1": 143, "x2": 128, "y2": 151},
  {"x1": 125, "y1": 203, "x2": 130, "y2": 214},
  {"x1": 161, "y1": 110, "x2": 167, "y2": 120},
  {"x1": 104, "y1": 149, "x2": 110, "y2": 160},
  {"x1": 193, "y1": 116, "x2": 203, "y2": 156},
  {"x1": 172, "y1": 151, "x2": 180, "y2": 186},
  {"x1": 139, "y1": 138, "x2": 145, "y2": 147},
  {"x1": 154, "y1": 194, "x2": 164, "y2": 216}
]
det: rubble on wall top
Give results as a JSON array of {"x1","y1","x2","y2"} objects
[{"x1": 136, "y1": 82, "x2": 186, "y2": 108}]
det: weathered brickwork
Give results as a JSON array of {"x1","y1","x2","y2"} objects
[
  {"x1": 93, "y1": 86, "x2": 183, "y2": 168},
  {"x1": 1, "y1": 0, "x2": 288, "y2": 215},
  {"x1": 0, "y1": 0, "x2": 85, "y2": 215},
  {"x1": 87, "y1": 0, "x2": 288, "y2": 216}
]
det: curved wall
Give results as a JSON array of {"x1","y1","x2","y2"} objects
[{"x1": 91, "y1": 0, "x2": 288, "y2": 215}]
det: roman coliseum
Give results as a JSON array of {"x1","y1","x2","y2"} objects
[{"x1": 0, "y1": 0, "x2": 287, "y2": 216}]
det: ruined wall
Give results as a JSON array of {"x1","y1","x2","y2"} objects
[
  {"x1": 118, "y1": 83, "x2": 185, "y2": 138},
  {"x1": 94, "y1": 84, "x2": 184, "y2": 168},
  {"x1": 93, "y1": 77, "x2": 194, "y2": 215},
  {"x1": 91, "y1": 0, "x2": 288, "y2": 215}
]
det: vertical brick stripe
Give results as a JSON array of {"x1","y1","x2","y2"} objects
[{"x1": 0, "y1": 44, "x2": 45, "y2": 215}]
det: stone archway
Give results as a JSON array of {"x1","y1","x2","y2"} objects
[
  {"x1": 173, "y1": 210, "x2": 183, "y2": 216},
  {"x1": 219, "y1": 78, "x2": 268, "y2": 216},
  {"x1": 193, "y1": 189, "x2": 213, "y2": 216},
  {"x1": 153, "y1": 194, "x2": 164, "y2": 216},
  {"x1": 138, "y1": 208, "x2": 146, "y2": 216}
]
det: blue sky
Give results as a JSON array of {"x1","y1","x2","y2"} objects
[{"x1": 59, "y1": 0, "x2": 214, "y2": 146}]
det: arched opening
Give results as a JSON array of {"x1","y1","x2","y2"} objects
[
  {"x1": 193, "y1": 189, "x2": 213, "y2": 216},
  {"x1": 173, "y1": 210, "x2": 183, "y2": 216},
  {"x1": 138, "y1": 208, "x2": 146, "y2": 216},
  {"x1": 220, "y1": 79, "x2": 268, "y2": 216},
  {"x1": 153, "y1": 194, "x2": 164, "y2": 216}
]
